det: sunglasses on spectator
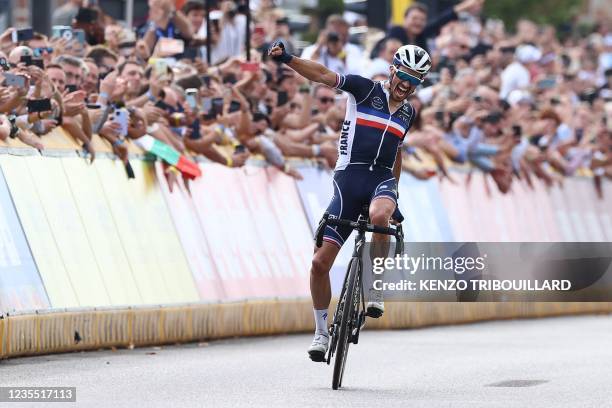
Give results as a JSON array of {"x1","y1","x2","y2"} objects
[
  {"x1": 33, "y1": 47, "x2": 53, "y2": 56},
  {"x1": 394, "y1": 68, "x2": 423, "y2": 86},
  {"x1": 318, "y1": 97, "x2": 334, "y2": 104}
]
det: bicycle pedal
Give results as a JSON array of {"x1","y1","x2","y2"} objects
[{"x1": 366, "y1": 307, "x2": 383, "y2": 318}]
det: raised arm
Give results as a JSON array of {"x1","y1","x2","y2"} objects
[{"x1": 268, "y1": 41, "x2": 337, "y2": 88}]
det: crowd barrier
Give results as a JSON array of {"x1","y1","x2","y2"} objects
[{"x1": 0, "y1": 128, "x2": 611, "y2": 358}]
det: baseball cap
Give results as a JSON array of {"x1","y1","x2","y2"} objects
[{"x1": 516, "y1": 45, "x2": 542, "y2": 64}]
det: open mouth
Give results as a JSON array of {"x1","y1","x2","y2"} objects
[{"x1": 396, "y1": 84, "x2": 410, "y2": 97}]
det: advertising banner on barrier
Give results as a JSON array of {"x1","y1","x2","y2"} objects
[
  {"x1": 187, "y1": 163, "x2": 311, "y2": 300},
  {"x1": 295, "y1": 166, "x2": 355, "y2": 294},
  {"x1": 396, "y1": 175, "x2": 454, "y2": 242},
  {"x1": 0, "y1": 168, "x2": 49, "y2": 312},
  {"x1": 156, "y1": 162, "x2": 226, "y2": 301}
]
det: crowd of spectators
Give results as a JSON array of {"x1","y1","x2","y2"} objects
[{"x1": 0, "y1": 0, "x2": 610, "y2": 195}]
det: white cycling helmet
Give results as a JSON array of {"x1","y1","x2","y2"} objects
[{"x1": 393, "y1": 45, "x2": 432, "y2": 76}]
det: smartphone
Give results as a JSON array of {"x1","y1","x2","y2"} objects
[
  {"x1": 537, "y1": 78, "x2": 556, "y2": 89},
  {"x1": 155, "y1": 99, "x2": 173, "y2": 112},
  {"x1": 31, "y1": 58, "x2": 44, "y2": 69},
  {"x1": 240, "y1": 62, "x2": 259, "y2": 72},
  {"x1": 234, "y1": 144, "x2": 247, "y2": 153},
  {"x1": 201, "y1": 75, "x2": 211, "y2": 88},
  {"x1": 4, "y1": 73, "x2": 27, "y2": 88},
  {"x1": 27, "y1": 98, "x2": 52, "y2": 113},
  {"x1": 277, "y1": 91, "x2": 288, "y2": 107},
  {"x1": 211, "y1": 97, "x2": 223, "y2": 110},
  {"x1": 151, "y1": 58, "x2": 169, "y2": 77},
  {"x1": 201, "y1": 96, "x2": 212, "y2": 113},
  {"x1": 229, "y1": 101, "x2": 241, "y2": 113},
  {"x1": 113, "y1": 108, "x2": 129, "y2": 137},
  {"x1": 52, "y1": 26, "x2": 74, "y2": 40},
  {"x1": 158, "y1": 38, "x2": 184, "y2": 56},
  {"x1": 20, "y1": 55, "x2": 43, "y2": 69},
  {"x1": 72, "y1": 29, "x2": 86, "y2": 45},
  {"x1": 0, "y1": 57, "x2": 9, "y2": 70},
  {"x1": 185, "y1": 88, "x2": 199, "y2": 110},
  {"x1": 86, "y1": 104, "x2": 101, "y2": 109},
  {"x1": 189, "y1": 118, "x2": 201, "y2": 140},
  {"x1": 65, "y1": 84, "x2": 78, "y2": 93},
  {"x1": 12, "y1": 28, "x2": 34, "y2": 43},
  {"x1": 434, "y1": 111, "x2": 445, "y2": 123}
]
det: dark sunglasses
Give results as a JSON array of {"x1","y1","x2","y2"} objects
[
  {"x1": 394, "y1": 68, "x2": 423, "y2": 86},
  {"x1": 318, "y1": 97, "x2": 334, "y2": 104}
]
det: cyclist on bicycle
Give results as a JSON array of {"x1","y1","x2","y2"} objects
[{"x1": 268, "y1": 41, "x2": 432, "y2": 362}]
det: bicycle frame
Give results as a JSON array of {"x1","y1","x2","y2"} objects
[{"x1": 314, "y1": 210, "x2": 403, "y2": 389}]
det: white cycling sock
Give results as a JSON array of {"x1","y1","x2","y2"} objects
[{"x1": 313, "y1": 308, "x2": 329, "y2": 336}]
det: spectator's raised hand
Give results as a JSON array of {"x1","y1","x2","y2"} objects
[
  {"x1": 143, "y1": 104, "x2": 166, "y2": 124},
  {"x1": 27, "y1": 65, "x2": 45, "y2": 85},
  {"x1": 49, "y1": 37, "x2": 71, "y2": 57},
  {"x1": 0, "y1": 28, "x2": 15, "y2": 45},
  {"x1": 135, "y1": 40, "x2": 151, "y2": 61},
  {"x1": 454, "y1": 0, "x2": 485, "y2": 14},
  {"x1": 63, "y1": 90, "x2": 87, "y2": 117},
  {"x1": 230, "y1": 150, "x2": 250, "y2": 168},
  {"x1": 39, "y1": 119, "x2": 58, "y2": 134},
  {"x1": 99, "y1": 70, "x2": 118, "y2": 103},
  {"x1": 0, "y1": 87, "x2": 11, "y2": 105}
]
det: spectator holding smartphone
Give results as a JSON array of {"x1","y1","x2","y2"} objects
[{"x1": 142, "y1": 0, "x2": 193, "y2": 57}]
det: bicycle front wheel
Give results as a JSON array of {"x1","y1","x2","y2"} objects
[{"x1": 332, "y1": 257, "x2": 360, "y2": 390}]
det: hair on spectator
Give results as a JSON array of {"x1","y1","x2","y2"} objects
[
  {"x1": 313, "y1": 83, "x2": 333, "y2": 95},
  {"x1": 182, "y1": 0, "x2": 205, "y2": 14},
  {"x1": 117, "y1": 59, "x2": 141, "y2": 75},
  {"x1": 31, "y1": 32, "x2": 48, "y2": 42},
  {"x1": 55, "y1": 55, "x2": 82, "y2": 68},
  {"x1": 326, "y1": 14, "x2": 349, "y2": 28},
  {"x1": 404, "y1": 2, "x2": 428, "y2": 18},
  {"x1": 539, "y1": 108, "x2": 561, "y2": 125},
  {"x1": 45, "y1": 63, "x2": 63, "y2": 71},
  {"x1": 86, "y1": 46, "x2": 118, "y2": 65},
  {"x1": 175, "y1": 74, "x2": 203, "y2": 90}
]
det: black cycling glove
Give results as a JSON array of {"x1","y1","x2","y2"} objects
[{"x1": 269, "y1": 40, "x2": 293, "y2": 64}]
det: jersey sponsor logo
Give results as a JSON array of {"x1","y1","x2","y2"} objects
[
  {"x1": 339, "y1": 120, "x2": 351, "y2": 155},
  {"x1": 397, "y1": 113, "x2": 410, "y2": 123},
  {"x1": 371, "y1": 96, "x2": 384, "y2": 110},
  {"x1": 397, "y1": 107, "x2": 411, "y2": 124}
]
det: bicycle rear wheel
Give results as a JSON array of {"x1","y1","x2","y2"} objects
[{"x1": 332, "y1": 257, "x2": 360, "y2": 390}]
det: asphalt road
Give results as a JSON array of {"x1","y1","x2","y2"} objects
[{"x1": 1, "y1": 314, "x2": 611, "y2": 408}]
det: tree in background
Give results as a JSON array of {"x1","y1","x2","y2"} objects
[{"x1": 484, "y1": 0, "x2": 584, "y2": 31}]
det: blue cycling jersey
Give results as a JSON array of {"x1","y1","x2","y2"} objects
[{"x1": 332, "y1": 73, "x2": 416, "y2": 171}]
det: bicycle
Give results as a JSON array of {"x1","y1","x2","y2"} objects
[{"x1": 314, "y1": 207, "x2": 404, "y2": 390}]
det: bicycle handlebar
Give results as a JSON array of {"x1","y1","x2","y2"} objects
[{"x1": 315, "y1": 212, "x2": 404, "y2": 256}]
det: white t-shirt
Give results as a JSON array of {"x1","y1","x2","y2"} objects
[
  {"x1": 301, "y1": 42, "x2": 364, "y2": 76},
  {"x1": 500, "y1": 61, "x2": 530, "y2": 100},
  {"x1": 198, "y1": 14, "x2": 247, "y2": 65},
  {"x1": 366, "y1": 57, "x2": 391, "y2": 79}
]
